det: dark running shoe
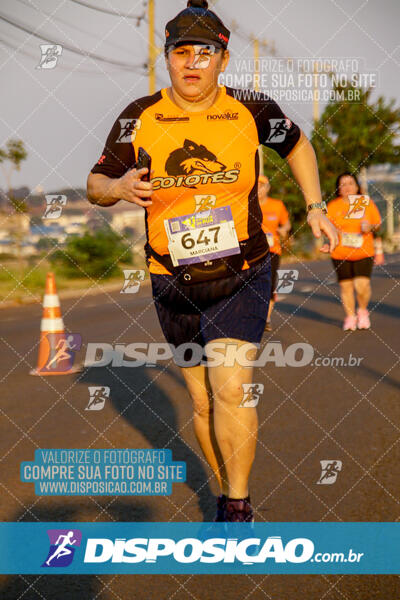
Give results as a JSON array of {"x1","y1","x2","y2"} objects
[
  {"x1": 214, "y1": 494, "x2": 227, "y2": 522},
  {"x1": 224, "y1": 497, "x2": 254, "y2": 522}
]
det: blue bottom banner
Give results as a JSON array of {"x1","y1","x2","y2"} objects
[{"x1": 0, "y1": 522, "x2": 398, "y2": 574}]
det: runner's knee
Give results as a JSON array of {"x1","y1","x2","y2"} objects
[
  {"x1": 191, "y1": 390, "x2": 213, "y2": 417},
  {"x1": 354, "y1": 277, "x2": 370, "y2": 293},
  {"x1": 212, "y1": 378, "x2": 245, "y2": 406},
  {"x1": 340, "y1": 279, "x2": 354, "y2": 291}
]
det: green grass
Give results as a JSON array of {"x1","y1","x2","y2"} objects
[{"x1": 0, "y1": 256, "x2": 147, "y2": 304}]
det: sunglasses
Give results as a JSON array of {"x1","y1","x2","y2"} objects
[{"x1": 167, "y1": 44, "x2": 220, "y2": 69}]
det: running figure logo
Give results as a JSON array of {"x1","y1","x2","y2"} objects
[
  {"x1": 266, "y1": 118, "x2": 292, "y2": 143},
  {"x1": 37, "y1": 44, "x2": 62, "y2": 69},
  {"x1": 86, "y1": 386, "x2": 110, "y2": 411},
  {"x1": 276, "y1": 269, "x2": 299, "y2": 293},
  {"x1": 317, "y1": 460, "x2": 343, "y2": 485},
  {"x1": 42, "y1": 333, "x2": 82, "y2": 373},
  {"x1": 44, "y1": 195, "x2": 67, "y2": 219},
  {"x1": 121, "y1": 269, "x2": 145, "y2": 293},
  {"x1": 42, "y1": 529, "x2": 82, "y2": 567},
  {"x1": 239, "y1": 383, "x2": 264, "y2": 407},
  {"x1": 117, "y1": 118, "x2": 141, "y2": 143},
  {"x1": 194, "y1": 194, "x2": 217, "y2": 212},
  {"x1": 345, "y1": 195, "x2": 370, "y2": 219}
]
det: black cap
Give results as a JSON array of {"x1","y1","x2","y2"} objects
[{"x1": 165, "y1": 0, "x2": 230, "y2": 51}]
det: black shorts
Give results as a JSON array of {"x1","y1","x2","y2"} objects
[
  {"x1": 150, "y1": 256, "x2": 271, "y2": 354},
  {"x1": 332, "y1": 257, "x2": 374, "y2": 281},
  {"x1": 270, "y1": 252, "x2": 280, "y2": 293}
]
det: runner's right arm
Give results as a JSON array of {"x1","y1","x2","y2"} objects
[
  {"x1": 87, "y1": 100, "x2": 153, "y2": 207},
  {"x1": 87, "y1": 169, "x2": 153, "y2": 207}
]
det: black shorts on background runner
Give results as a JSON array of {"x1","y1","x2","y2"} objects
[
  {"x1": 150, "y1": 257, "x2": 271, "y2": 358},
  {"x1": 332, "y1": 257, "x2": 374, "y2": 281}
]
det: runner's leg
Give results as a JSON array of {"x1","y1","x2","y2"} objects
[
  {"x1": 267, "y1": 253, "x2": 279, "y2": 323},
  {"x1": 354, "y1": 276, "x2": 371, "y2": 310},
  {"x1": 339, "y1": 279, "x2": 356, "y2": 316},
  {"x1": 207, "y1": 339, "x2": 258, "y2": 499},
  {"x1": 181, "y1": 364, "x2": 229, "y2": 495},
  {"x1": 267, "y1": 299, "x2": 274, "y2": 323}
]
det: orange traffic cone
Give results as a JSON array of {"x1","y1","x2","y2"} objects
[{"x1": 30, "y1": 272, "x2": 82, "y2": 376}]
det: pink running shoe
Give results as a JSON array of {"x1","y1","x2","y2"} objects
[
  {"x1": 357, "y1": 308, "x2": 371, "y2": 330},
  {"x1": 343, "y1": 315, "x2": 357, "y2": 331}
]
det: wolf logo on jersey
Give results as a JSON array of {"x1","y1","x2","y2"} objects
[{"x1": 165, "y1": 139, "x2": 226, "y2": 176}]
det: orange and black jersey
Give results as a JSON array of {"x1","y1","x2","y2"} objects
[{"x1": 91, "y1": 85, "x2": 300, "y2": 274}]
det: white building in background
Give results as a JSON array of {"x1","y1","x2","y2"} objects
[
  {"x1": 0, "y1": 213, "x2": 32, "y2": 255},
  {"x1": 56, "y1": 214, "x2": 87, "y2": 229},
  {"x1": 111, "y1": 209, "x2": 147, "y2": 257},
  {"x1": 110, "y1": 208, "x2": 146, "y2": 236},
  {"x1": 4, "y1": 213, "x2": 30, "y2": 234}
]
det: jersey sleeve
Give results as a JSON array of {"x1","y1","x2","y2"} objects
[
  {"x1": 91, "y1": 103, "x2": 140, "y2": 179},
  {"x1": 227, "y1": 88, "x2": 301, "y2": 158},
  {"x1": 259, "y1": 99, "x2": 301, "y2": 157},
  {"x1": 279, "y1": 201, "x2": 290, "y2": 225}
]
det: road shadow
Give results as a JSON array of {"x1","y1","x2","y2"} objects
[
  {"x1": 292, "y1": 290, "x2": 339, "y2": 306},
  {"x1": 0, "y1": 501, "x2": 151, "y2": 599},
  {"x1": 284, "y1": 289, "x2": 400, "y2": 322},
  {"x1": 355, "y1": 361, "x2": 400, "y2": 393},
  {"x1": 369, "y1": 301, "x2": 400, "y2": 320},
  {"x1": 275, "y1": 301, "x2": 341, "y2": 327},
  {"x1": 80, "y1": 365, "x2": 214, "y2": 520}
]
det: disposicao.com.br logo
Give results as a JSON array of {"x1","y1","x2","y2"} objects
[
  {"x1": 81, "y1": 535, "x2": 363, "y2": 566},
  {"x1": 1, "y1": 522, "x2": 395, "y2": 574}
]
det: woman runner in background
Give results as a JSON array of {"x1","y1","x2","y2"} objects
[
  {"x1": 327, "y1": 172, "x2": 381, "y2": 331},
  {"x1": 87, "y1": 0, "x2": 338, "y2": 522},
  {"x1": 258, "y1": 175, "x2": 291, "y2": 331}
]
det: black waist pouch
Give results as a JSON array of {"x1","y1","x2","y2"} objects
[
  {"x1": 145, "y1": 230, "x2": 268, "y2": 286},
  {"x1": 151, "y1": 253, "x2": 270, "y2": 314}
]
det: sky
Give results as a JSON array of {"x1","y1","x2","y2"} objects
[{"x1": 0, "y1": 0, "x2": 399, "y2": 192}]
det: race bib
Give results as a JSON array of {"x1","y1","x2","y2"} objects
[
  {"x1": 266, "y1": 232, "x2": 275, "y2": 248},
  {"x1": 164, "y1": 206, "x2": 240, "y2": 267},
  {"x1": 341, "y1": 232, "x2": 363, "y2": 248}
]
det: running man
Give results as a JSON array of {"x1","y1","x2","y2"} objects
[
  {"x1": 45, "y1": 335, "x2": 76, "y2": 369},
  {"x1": 46, "y1": 531, "x2": 76, "y2": 566},
  {"x1": 87, "y1": 0, "x2": 338, "y2": 522},
  {"x1": 327, "y1": 172, "x2": 381, "y2": 331},
  {"x1": 87, "y1": 387, "x2": 108, "y2": 410},
  {"x1": 258, "y1": 175, "x2": 291, "y2": 331}
]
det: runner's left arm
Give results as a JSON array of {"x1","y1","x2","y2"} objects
[
  {"x1": 239, "y1": 91, "x2": 339, "y2": 252},
  {"x1": 285, "y1": 131, "x2": 339, "y2": 252}
]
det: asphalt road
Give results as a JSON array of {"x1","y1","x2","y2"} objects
[{"x1": 1, "y1": 255, "x2": 399, "y2": 599}]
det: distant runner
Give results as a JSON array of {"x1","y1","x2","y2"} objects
[
  {"x1": 327, "y1": 172, "x2": 381, "y2": 331},
  {"x1": 258, "y1": 175, "x2": 291, "y2": 331}
]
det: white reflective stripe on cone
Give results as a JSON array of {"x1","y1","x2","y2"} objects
[
  {"x1": 43, "y1": 294, "x2": 60, "y2": 308},
  {"x1": 40, "y1": 318, "x2": 64, "y2": 331}
]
